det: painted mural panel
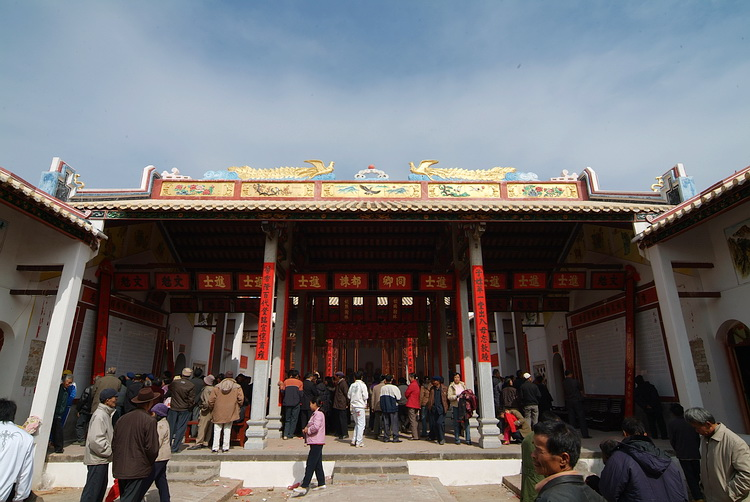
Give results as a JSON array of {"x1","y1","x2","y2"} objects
[
  {"x1": 321, "y1": 183, "x2": 420, "y2": 198},
  {"x1": 427, "y1": 183, "x2": 500, "y2": 198},
  {"x1": 241, "y1": 182, "x2": 314, "y2": 198},
  {"x1": 725, "y1": 218, "x2": 750, "y2": 284},
  {"x1": 159, "y1": 181, "x2": 235, "y2": 197},
  {"x1": 507, "y1": 183, "x2": 579, "y2": 199}
]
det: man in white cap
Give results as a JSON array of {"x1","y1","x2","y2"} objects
[
  {"x1": 167, "y1": 368, "x2": 195, "y2": 453},
  {"x1": 519, "y1": 372, "x2": 541, "y2": 427}
]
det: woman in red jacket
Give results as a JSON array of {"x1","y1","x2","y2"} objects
[{"x1": 404, "y1": 373, "x2": 421, "y2": 440}]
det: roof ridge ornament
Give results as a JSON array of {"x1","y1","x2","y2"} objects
[
  {"x1": 354, "y1": 164, "x2": 389, "y2": 180},
  {"x1": 408, "y1": 159, "x2": 538, "y2": 182},
  {"x1": 203, "y1": 160, "x2": 335, "y2": 180}
]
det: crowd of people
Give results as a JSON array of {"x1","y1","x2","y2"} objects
[
  {"x1": 278, "y1": 370, "x2": 479, "y2": 447},
  {"x1": 1, "y1": 365, "x2": 749, "y2": 502}
]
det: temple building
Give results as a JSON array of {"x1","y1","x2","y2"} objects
[{"x1": 1, "y1": 157, "x2": 749, "y2": 486}]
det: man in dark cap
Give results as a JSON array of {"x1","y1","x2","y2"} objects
[
  {"x1": 332, "y1": 371, "x2": 349, "y2": 439},
  {"x1": 112, "y1": 388, "x2": 160, "y2": 502},
  {"x1": 427, "y1": 376, "x2": 449, "y2": 445},
  {"x1": 80, "y1": 388, "x2": 118, "y2": 502}
]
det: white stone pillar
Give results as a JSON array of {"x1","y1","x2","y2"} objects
[
  {"x1": 245, "y1": 226, "x2": 279, "y2": 450},
  {"x1": 230, "y1": 313, "x2": 245, "y2": 376},
  {"x1": 467, "y1": 225, "x2": 502, "y2": 448},
  {"x1": 645, "y1": 244, "x2": 703, "y2": 408},
  {"x1": 266, "y1": 276, "x2": 290, "y2": 438},
  {"x1": 31, "y1": 242, "x2": 96, "y2": 488}
]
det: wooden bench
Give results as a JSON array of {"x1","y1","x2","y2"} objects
[
  {"x1": 584, "y1": 398, "x2": 624, "y2": 431},
  {"x1": 184, "y1": 406, "x2": 250, "y2": 447}
]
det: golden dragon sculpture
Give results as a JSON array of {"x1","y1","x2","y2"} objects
[
  {"x1": 228, "y1": 160, "x2": 334, "y2": 180},
  {"x1": 409, "y1": 160, "x2": 516, "y2": 181}
]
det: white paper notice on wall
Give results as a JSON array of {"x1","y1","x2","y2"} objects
[{"x1": 576, "y1": 308, "x2": 675, "y2": 398}]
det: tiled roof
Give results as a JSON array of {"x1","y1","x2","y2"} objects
[
  {"x1": 635, "y1": 166, "x2": 750, "y2": 243},
  {"x1": 0, "y1": 168, "x2": 106, "y2": 247},
  {"x1": 73, "y1": 197, "x2": 668, "y2": 215}
]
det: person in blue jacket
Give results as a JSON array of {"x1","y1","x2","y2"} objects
[{"x1": 599, "y1": 416, "x2": 688, "y2": 502}]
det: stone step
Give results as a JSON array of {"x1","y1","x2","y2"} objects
[
  {"x1": 502, "y1": 474, "x2": 521, "y2": 497},
  {"x1": 333, "y1": 461, "x2": 409, "y2": 475},
  {"x1": 166, "y1": 460, "x2": 222, "y2": 482},
  {"x1": 333, "y1": 460, "x2": 411, "y2": 484},
  {"x1": 333, "y1": 473, "x2": 413, "y2": 484}
]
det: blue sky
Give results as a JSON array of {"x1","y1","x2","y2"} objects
[{"x1": 1, "y1": 1, "x2": 748, "y2": 191}]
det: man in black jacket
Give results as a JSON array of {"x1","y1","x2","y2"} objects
[
  {"x1": 599, "y1": 417, "x2": 688, "y2": 502},
  {"x1": 531, "y1": 420, "x2": 605, "y2": 501},
  {"x1": 519, "y1": 372, "x2": 541, "y2": 427}
]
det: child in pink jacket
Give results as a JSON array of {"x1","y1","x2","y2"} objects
[{"x1": 293, "y1": 399, "x2": 326, "y2": 496}]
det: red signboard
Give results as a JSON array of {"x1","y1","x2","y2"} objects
[
  {"x1": 113, "y1": 273, "x2": 150, "y2": 291},
  {"x1": 513, "y1": 273, "x2": 547, "y2": 289},
  {"x1": 256, "y1": 262, "x2": 275, "y2": 360},
  {"x1": 202, "y1": 298, "x2": 231, "y2": 312},
  {"x1": 591, "y1": 272, "x2": 626, "y2": 289},
  {"x1": 235, "y1": 297, "x2": 260, "y2": 313},
  {"x1": 488, "y1": 297, "x2": 510, "y2": 311},
  {"x1": 552, "y1": 272, "x2": 586, "y2": 289},
  {"x1": 471, "y1": 266, "x2": 491, "y2": 363},
  {"x1": 419, "y1": 274, "x2": 454, "y2": 291},
  {"x1": 197, "y1": 273, "x2": 233, "y2": 291},
  {"x1": 170, "y1": 298, "x2": 198, "y2": 313},
  {"x1": 237, "y1": 273, "x2": 262, "y2": 291},
  {"x1": 293, "y1": 273, "x2": 327, "y2": 290},
  {"x1": 333, "y1": 273, "x2": 368, "y2": 290},
  {"x1": 378, "y1": 273, "x2": 412, "y2": 290},
  {"x1": 513, "y1": 297, "x2": 541, "y2": 312},
  {"x1": 543, "y1": 297, "x2": 570, "y2": 311},
  {"x1": 155, "y1": 273, "x2": 190, "y2": 290},
  {"x1": 484, "y1": 273, "x2": 507, "y2": 290}
]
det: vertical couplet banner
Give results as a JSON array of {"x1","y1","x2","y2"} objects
[
  {"x1": 471, "y1": 265, "x2": 492, "y2": 363},
  {"x1": 255, "y1": 262, "x2": 275, "y2": 361},
  {"x1": 326, "y1": 339, "x2": 334, "y2": 377},
  {"x1": 406, "y1": 337, "x2": 415, "y2": 375}
]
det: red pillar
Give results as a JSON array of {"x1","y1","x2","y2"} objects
[
  {"x1": 93, "y1": 260, "x2": 113, "y2": 377},
  {"x1": 623, "y1": 265, "x2": 640, "y2": 416}
]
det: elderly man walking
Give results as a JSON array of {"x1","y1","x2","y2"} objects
[
  {"x1": 208, "y1": 370, "x2": 244, "y2": 452},
  {"x1": 80, "y1": 388, "x2": 118, "y2": 502},
  {"x1": 112, "y1": 388, "x2": 160, "y2": 502},
  {"x1": 685, "y1": 407, "x2": 750, "y2": 502},
  {"x1": 167, "y1": 367, "x2": 195, "y2": 453}
]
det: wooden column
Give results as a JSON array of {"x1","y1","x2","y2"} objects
[
  {"x1": 92, "y1": 259, "x2": 113, "y2": 377},
  {"x1": 624, "y1": 266, "x2": 638, "y2": 416}
]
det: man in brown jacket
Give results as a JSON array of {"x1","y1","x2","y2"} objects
[
  {"x1": 332, "y1": 371, "x2": 349, "y2": 439},
  {"x1": 167, "y1": 368, "x2": 195, "y2": 453},
  {"x1": 112, "y1": 388, "x2": 160, "y2": 502},
  {"x1": 208, "y1": 371, "x2": 244, "y2": 452}
]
